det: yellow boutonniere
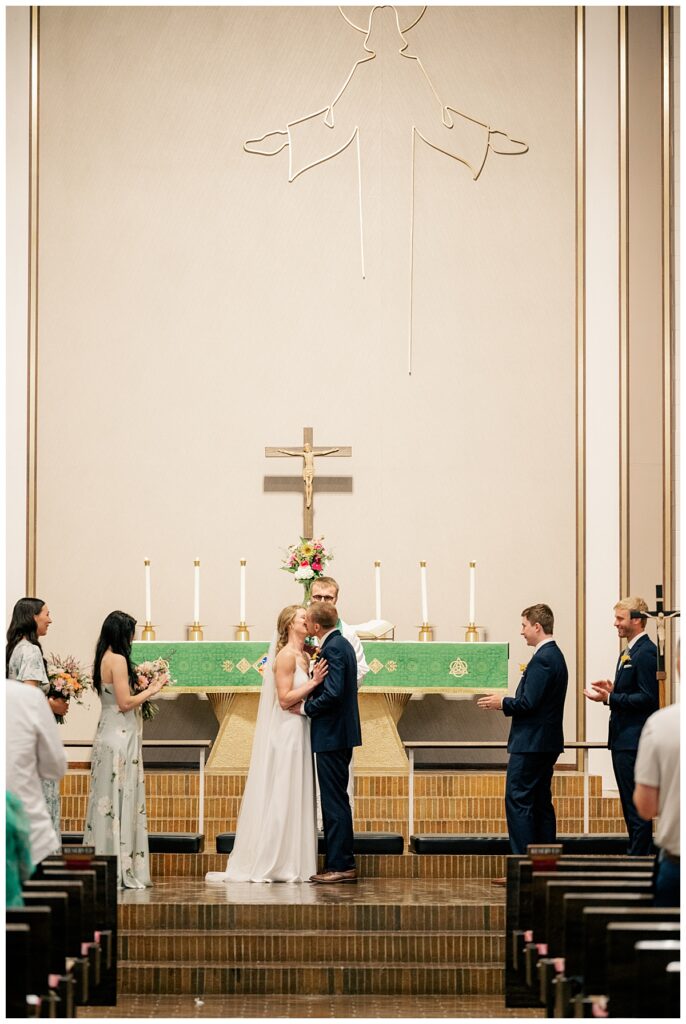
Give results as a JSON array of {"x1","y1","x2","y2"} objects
[{"x1": 620, "y1": 653, "x2": 632, "y2": 665}]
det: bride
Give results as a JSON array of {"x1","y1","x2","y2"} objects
[{"x1": 206, "y1": 605, "x2": 327, "y2": 883}]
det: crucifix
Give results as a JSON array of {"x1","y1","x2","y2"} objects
[
  {"x1": 644, "y1": 584, "x2": 680, "y2": 705},
  {"x1": 264, "y1": 427, "x2": 352, "y2": 538}
]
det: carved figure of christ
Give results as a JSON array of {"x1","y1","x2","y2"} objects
[{"x1": 265, "y1": 427, "x2": 352, "y2": 538}]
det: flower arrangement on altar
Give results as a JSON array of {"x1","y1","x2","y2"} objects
[
  {"x1": 134, "y1": 658, "x2": 175, "y2": 720},
  {"x1": 281, "y1": 537, "x2": 333, "y2": 601},
  {"x1": 47, "y1": 654, "x2": 93, "y2": 724}
]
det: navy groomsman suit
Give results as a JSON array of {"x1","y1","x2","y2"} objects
[
  {"x1": 607, "y1": 631, "x2": 658, "y2": 855},
  {"x1": 304, "y1": 629, "x2": 361, "y2": 872},
  {"x1": 502, "y1": 639, "x2": 568, "y2": 854}
]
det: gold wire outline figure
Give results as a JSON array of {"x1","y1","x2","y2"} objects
[{"x1": 244, "y1": 6, "x2": 529, "y2": 373}]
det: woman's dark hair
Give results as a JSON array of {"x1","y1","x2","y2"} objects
[
  {"x1": 93, "y1": 610, "x2": 137, "y2": 695},
  {"x1": 6, "y1": 597, "x2": 47, "y2": 675}
]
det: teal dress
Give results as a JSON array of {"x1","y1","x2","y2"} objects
[
  {"x1": 6, "y1": 792, "x2": 34, "y2": 907},
  {"x1": 7, "y1": 639, "x2": 62, "y2": 851},
  {"x1": 83, "y1": 683, "x2": 152, "y2": 889}
]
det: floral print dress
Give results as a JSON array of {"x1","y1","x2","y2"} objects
[
  {"x1": 83, "y1": 682, "x2": 152, "y2": 888},
  {"x1": 8, "y1": 638, "x2": 62, "y2": 852}
]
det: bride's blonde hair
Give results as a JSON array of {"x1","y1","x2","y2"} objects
[{"x1": 275, "y1": 604, "x2": 306, "y2": 656}]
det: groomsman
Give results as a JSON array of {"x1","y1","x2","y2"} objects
[
  {"x1": 584, "y1": 596, "x2": 658, "y2": 855},
  {"x1": 478, "y1": 604, "x2": 568, "y2": 867}
]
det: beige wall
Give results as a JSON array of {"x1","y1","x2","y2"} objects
[{"x1": 5, "y1": 7, "x2": 676, "y2": 760}]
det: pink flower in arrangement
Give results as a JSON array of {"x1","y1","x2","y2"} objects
[
  {"x1": 300, "y1": 559, "x2": 309, "y2": 566},
  {"x1": 312, "y1": 561, "x2": 322, "y2": 572}
]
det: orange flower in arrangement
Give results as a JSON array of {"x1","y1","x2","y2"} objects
[{"x1": 47, "y1": 654, "x2": 93, "y2": 724}]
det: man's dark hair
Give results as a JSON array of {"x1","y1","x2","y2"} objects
[{"x1": 521, "y1": 603, "x2": 554, "y2": 635}]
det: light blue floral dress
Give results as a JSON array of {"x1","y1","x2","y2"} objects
[
  {"x1": 8, "y1": 638, "x2": 62, "y2": 852},
  {"x1": 83, "y1": 682, "x2": 152, "y2": 888}
]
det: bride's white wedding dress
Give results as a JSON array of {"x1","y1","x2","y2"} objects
[{"x1": 206, "y1": 642, "x2": 318, "y2": 883}]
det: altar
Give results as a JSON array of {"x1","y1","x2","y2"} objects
[{"x1": 132, "y1": 640, "x2": 508, "y2": 773}]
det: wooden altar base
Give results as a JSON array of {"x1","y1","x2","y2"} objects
[{"x1": 206, "y1": 691, "x2": 411, "y2": 773}]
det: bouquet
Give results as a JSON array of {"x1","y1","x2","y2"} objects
[
  {"x1": 47, "y1": 654, "x2": 93, "y2": 724},
  {"x1": 134, "y1": 658, "x2": 175, "y2": 720},
  {"x1": 282, "y1": 537, "x2": 333, "y2": 602}
]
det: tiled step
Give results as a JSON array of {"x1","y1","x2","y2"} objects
[
  {"x1": 119, "y1": 895, "x2": 505, "y2": 934},
  {"x1": 118, "y1": 960, "x2": 503, "y2": 995},
  {"x1": 148, "y1": 852, "x2": 510, "y2": 879},
  {"x1": 119, "y1": 929, "x2": 505, "y2": 963}
]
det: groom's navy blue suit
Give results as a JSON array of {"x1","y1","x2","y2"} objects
[{"x1": 304, "y1": 629, "x2": 361, "y2": 872}]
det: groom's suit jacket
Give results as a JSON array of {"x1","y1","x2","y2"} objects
[{"x1": 304, "y1": 629, "x2": 362, "y2": 754}]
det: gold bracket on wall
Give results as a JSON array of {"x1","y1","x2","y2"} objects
[{"x1": 244, "y1": 5, "x2": 528, "y2": 375}]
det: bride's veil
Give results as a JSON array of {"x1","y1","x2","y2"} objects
[{"x1": 205, "y1": 633, "x2": 279, "y2": 880}]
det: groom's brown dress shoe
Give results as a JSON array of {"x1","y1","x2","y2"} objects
[{"x1": 310, "y1": 869, "x2": 357, "y2": 884}]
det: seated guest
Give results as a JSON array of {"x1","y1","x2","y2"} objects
[
  {"x1": 83, "y1": 611, "x2": 164, "y2": 889},
  {"x1": 6, "y1": 678, "x2": 67, "y2": 877},
  {"x1": 7, "y1": 597, "x2": 68, "y2": 850},
  {"x1": 634, "y1": 699, "x2": 680, "y2": 907},
  {"x1": 6, "y1": 792, "x2": 34, "y2": 907}
]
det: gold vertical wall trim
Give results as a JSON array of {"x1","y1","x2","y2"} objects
[
  {"x1": 618, "y1": 5, "x2": 630, "y2": 597},
  {"x1": 26, "y1": 6, "x2": 39, "y2": 596},
  {"x1": 661, "y1": 5, "x2": 673, "y2": 701},
  {"x1": 575, "y1": 6, "x2": 586, "y2": 754}
]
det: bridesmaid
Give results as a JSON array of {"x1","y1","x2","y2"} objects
[
  {"x1": 83, "y1": 610, "x2": 163, "y2": 889},
  {"x1": 6, "y1": 597, "x2": 67, "y2": 851}
]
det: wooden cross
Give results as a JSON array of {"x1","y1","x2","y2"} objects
[{"x1": 265, "y1": 426, "x2": 352, "y2": 538}]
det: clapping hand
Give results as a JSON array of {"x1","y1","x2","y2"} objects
[{"x1": 583, "y1": 679, "x2": 613, "y2": 702}]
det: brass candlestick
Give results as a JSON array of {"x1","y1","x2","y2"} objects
[
  {"x1": 464, "y1": 624, "x2": 481, "y2": 642},
  {"x1": 187, "y1": 622, "x2": 204, "y2": 641},
  {"x1": 141, "y1": 622, "x2": 156, "y2": 641},
  {"x1": 418, "y1": 623, "x2": 434, "y2": 642},
  {"x1": 235, "y1": 622, "x2": 251, "y2": 641}
]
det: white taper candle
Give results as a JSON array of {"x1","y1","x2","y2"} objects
[
  {"x1": 194, "y1": 559, "x2": 200, "y2": 622},
  {"x1": 420, "y1": 561, "x2": 429, "y2": 623},
  {"x1": 374, "y1": 561, "x2": 382, "y2": 620},
  {"x1": 240, "y1": 559, "x2": 246, "y2": 622},
  {"x1": 469, "y1": 561, "x2": 476, "y2": 623},
  {"x1": 144, "y1": 559, "x2": 151, "y2": 621}
]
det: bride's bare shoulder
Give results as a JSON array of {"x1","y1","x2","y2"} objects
[{"x1": 274, "y1": 647, "x2": 296, "y2": 671}]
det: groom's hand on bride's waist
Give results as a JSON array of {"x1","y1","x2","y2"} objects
[{"x1": 288, "y1": 700, "x2": 304, "y2": 716}]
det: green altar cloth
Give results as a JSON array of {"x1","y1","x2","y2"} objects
[{"x1": 131, "y1": 641, "x2": 508, "y2": 694}]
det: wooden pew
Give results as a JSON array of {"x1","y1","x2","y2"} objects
[
  {"x1": 39, "y1": 868, "x2": 101, "y2": 996},
  {"x1": 21, "y1": 891, "x2": 75, "y2": 1017},
  {"x1": 581, "y1": 906, "x2": 680, "y2": 1002},
  {"x1": 634, "y1": 939, "x2": 681, "y2": 1019},
  {"x1": 6, "y1": 922, "x2": 32, "y2": 1017},
  {"x1": 43, "y1": 853, "x2": 117, "y2": 1006},
  {"x1": 505, "y1": 856, "x2": 653, "y2": 1008},
  {"x1": 526, "y1": 875, "x2": 652, "y2": 1003},
  {"x1": 23, "y1": 880, "x2": 89, "y2": 1005},
  {"x1": 6, "y1": 906, "x2": 60, "y2": 1016},
  {"x1": 535, "y1": 891, "x2": 652, "y2": 1016},
  {"x1": 606, "y1": 923, "x2": 680, "y2": 1017}
]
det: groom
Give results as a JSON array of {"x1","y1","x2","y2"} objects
[{"x1": 298, "y1": 600, "x2": 361, "y2": 883}]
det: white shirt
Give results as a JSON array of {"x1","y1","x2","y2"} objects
[
  {"x1": 634, "y1": 703, "x2": 680, "y2": 855},
  {"x1": 312, "y1": 620, "x2": 370, "y2": 685},
  {"x1": 6, "y1": 679, "x2": 67, "y2": 863}
]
